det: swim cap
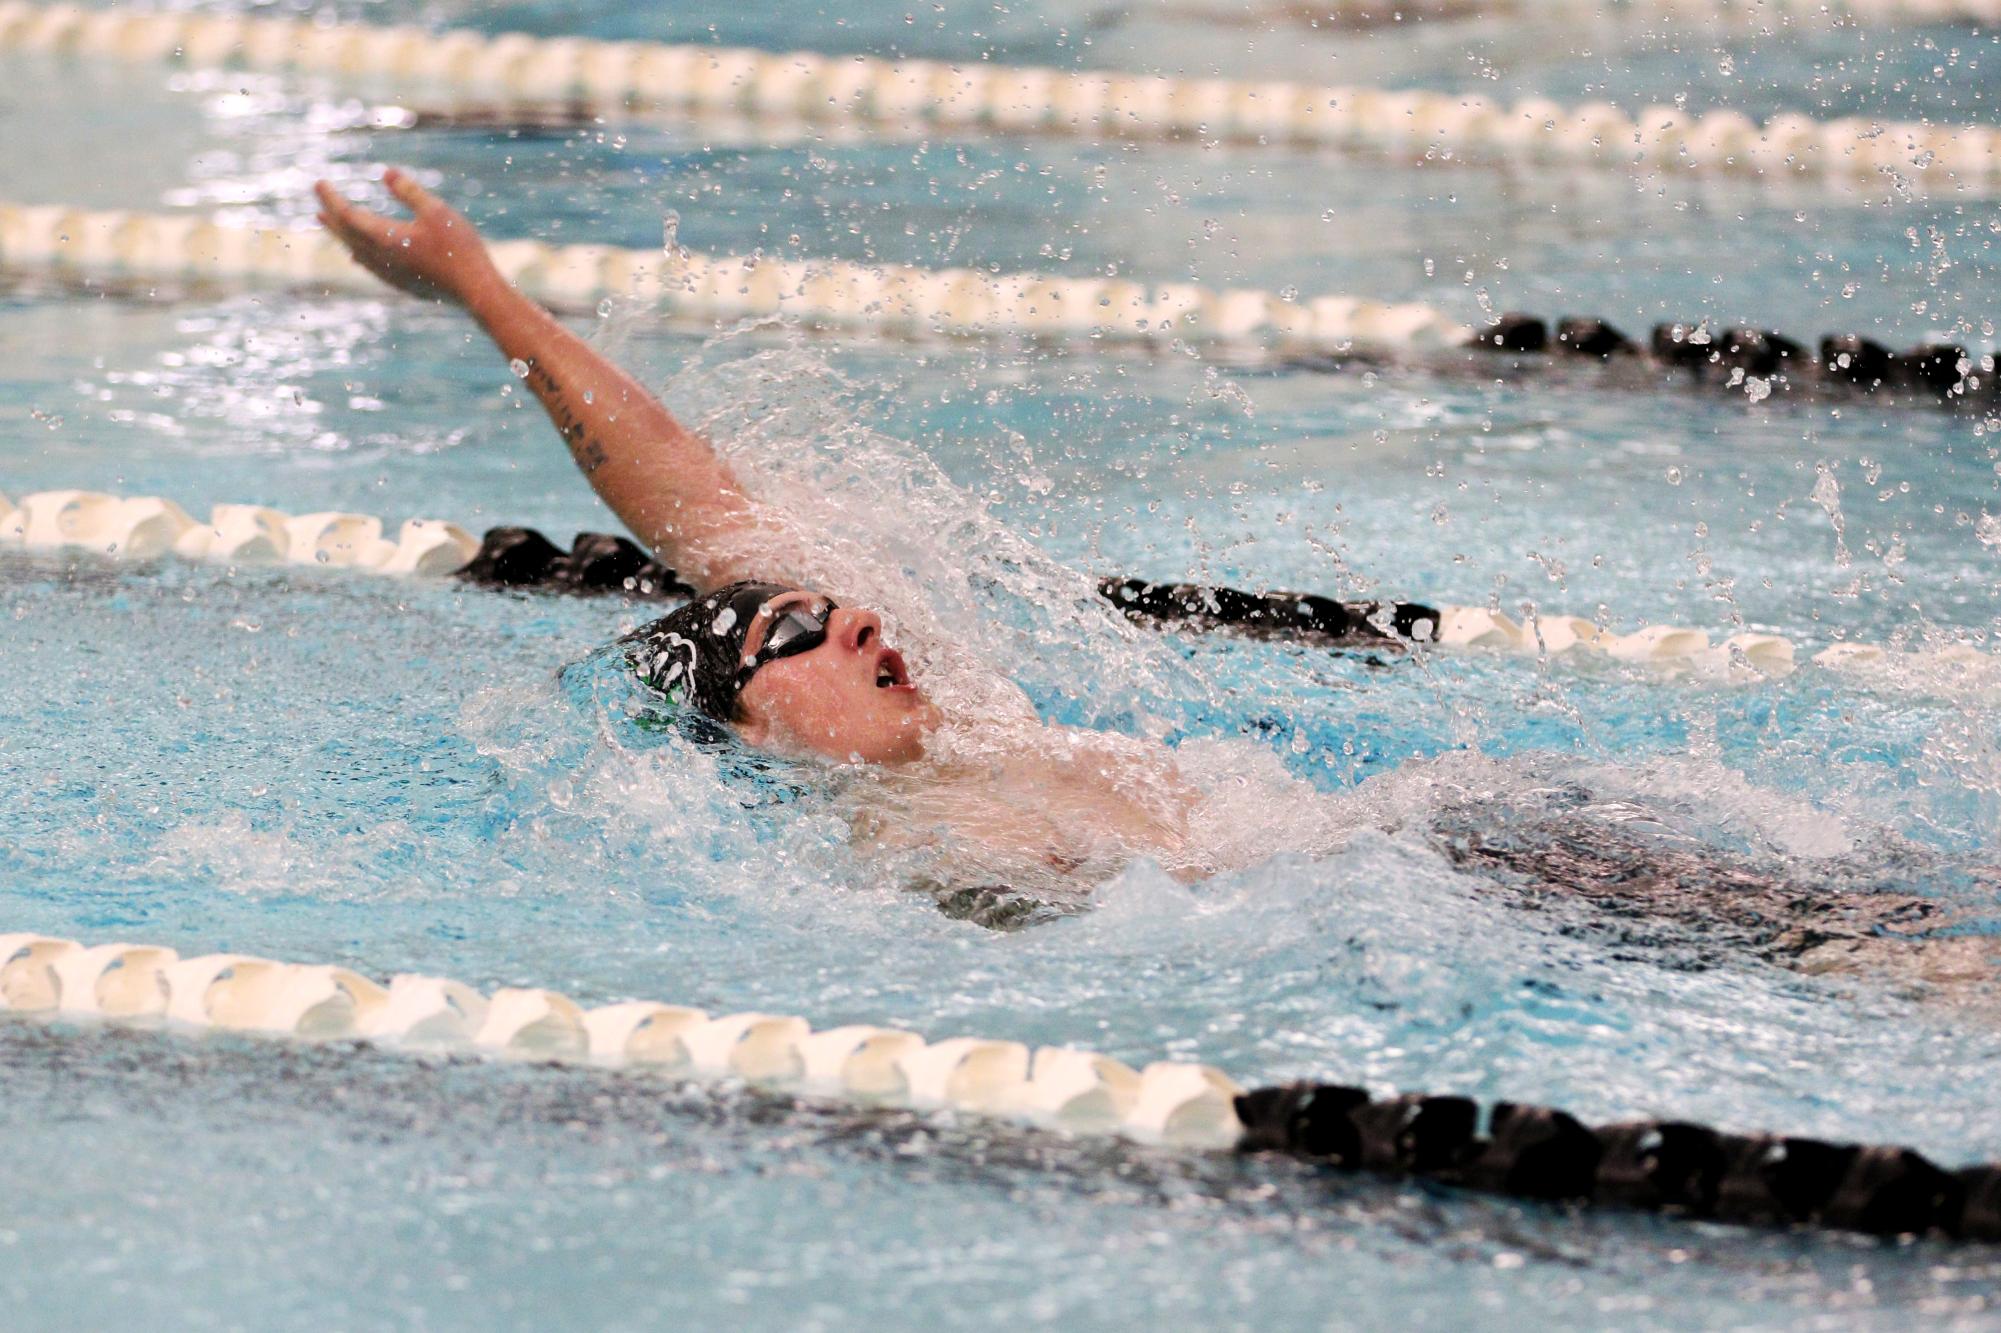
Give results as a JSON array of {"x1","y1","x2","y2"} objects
[{"x1": 624, "y1": 580, "x2": 793, "y2": 722}]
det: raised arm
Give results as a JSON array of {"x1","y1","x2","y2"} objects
[{"x1": 315, "y1": 170, "x2": 769, "y2": 589}]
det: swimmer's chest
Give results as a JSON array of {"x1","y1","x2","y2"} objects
[{"x1": 891, "y1": 742, "x2": 1188, "y2": 867}]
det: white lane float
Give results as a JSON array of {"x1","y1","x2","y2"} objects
[
  {"x1": 161, "y1": 954, "x2": 387, "y2": 1037},
  {"x1": 173, "y1": 503, "x2": 291, "y2": 563},
  {"x1": 1019, "y1": 1047, "x2": 1142, "y2": 1131},
  {"x1": 2, "y1": 489, "x2": 193, "y2": 558},
  {"x1": 895, "y1": 1036, "x2": 1033, "y2": 1113},
  {"x1": 1687, "y1": 633, "x2": 1797, "y2": 681},
  {"x1": 0, "y1": 200, "x2": 1473, "y2": 355},
  {"x1": 1523, "y1": 615, "x2": 1603, "y2": 655},
  {"x1": 0, "y1": 487, "x2": 475, "y2": 577},
  {"x1": 0, "y1": 3, "x2": 1990, "y2": 185},
  {"x1": 1808, "y1": 640, "x2": 2001, "y2": 699},
  {"x1": 1425, "y1": 606, "x2": 1804, "y2": 683},
  {"x1": 1433, "y1": 606, "x2": 1526, "y2": 651},
  {"x1": 0, "y1": 930, "x2": 1259, "y2": 1150},
  {"x1": 797, "y1": 1024, "x2": 927, "y2": 1099},
  {"x1": 4, "y1": 485, "x2": 1986, "y2": 693},
  {"x1": 1127, "y1": 1062, "x2": 1246, "y2": 1149},
  {"x1": 283, "y1": 512, "x2": 400, "y2": 570},
  {"x1": 358, "y1": 974, "x2": 491, "y2": 1044},
  {"x1": 473, "y1": 987, "x2": 590, "y2": 1058},
  {"x1": 1290, "y1": 0, "x2": 2001, "y2": 24},
  {"x1": 1604, "y1": 624, "x2": 1712, "y2": 663},
  {"x1": 0, "y1": 933, "x2": 78, "y2": 1009},
  {"x1": 46, "y1": 943, "x2": 179, "y2": 1017},
  {"x1": 680, "y1": 1012, "x2": 811, "y2": 1082},
  {"x1": 583, "y1": 1000, "x2": 712, "y2": 1068}
]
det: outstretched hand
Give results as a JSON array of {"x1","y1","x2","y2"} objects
[{"x1": 314, "y1": 169, "x2": 500, "y2": 306}]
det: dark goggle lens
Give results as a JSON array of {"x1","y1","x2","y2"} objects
[
  {"x1": 760, "y1": 605, "x2": 830, "y2": 660},
  {"x1": 739, "y1": 600, "x2": 837, "y2": 686}
]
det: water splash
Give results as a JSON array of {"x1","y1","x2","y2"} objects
[{"x1": 1810, "y1": 460, "x2": 1852, "y2": 572}]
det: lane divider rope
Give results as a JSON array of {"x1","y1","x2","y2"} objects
[
  {"x1": 1298, "y1": 0, "x2": 2001, "y2": 24},
  {"x1": 0, "y1": 487, "x2": 482, "y2": 575},
  {"x1": 0, "y1": 3, "x2": 1995, "y2": 186},
  {"x1": 0, "y1": 201, "x2": 1473, "y2": 355},
  {"x1": 1234, "y1": 1080, "x2": 2001, "y2": 1241},
  {"x1": 2, "y1": 930, "x2": 1997, "y2": 1242},
  {"x1": 4, "y1": 486, "x2": 1994, "y2": 690},
  {"x1": 0, "y1": 930, "x2": 1243, "y2": 1146},
  {"x1": 5, "y1": 202, "x2": 1999, "y2": 412}
]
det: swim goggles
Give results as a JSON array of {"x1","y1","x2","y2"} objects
[{"x1": 735, "y1": 593, "x2": 838, "y2": 687}]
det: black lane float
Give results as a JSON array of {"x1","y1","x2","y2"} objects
[
  {"x1": 453, "y1": 525, "x2": 2001, "y2": 1248},
  {"x1": 455, "y1": 526, "x2": 1440, "y2": 650},
  {"x1": 1233, "y1": 1081, "x2": 2001, "y2": 1243},
  {"x1": 1467, "y1": 313, "x2": 1997, "y2": 410}
]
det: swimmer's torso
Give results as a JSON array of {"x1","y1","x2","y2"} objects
[{"x1": 842, "y1": 717, "x2": 1206, "y2": 896}]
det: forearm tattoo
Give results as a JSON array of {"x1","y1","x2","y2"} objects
[{"x1": 524, "y1": 362, "x2": 608, "y2": 474}]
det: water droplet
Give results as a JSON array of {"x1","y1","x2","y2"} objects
[{"x1": 509, "y1": 358, "x2": 530, "y2": 379}]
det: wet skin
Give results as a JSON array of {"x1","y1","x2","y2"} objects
[
  {"x1": 728, "y1": 589, "x2": 1197, "y2": 879},
  {"x1": 314, "y1": 172, "x2": 1999, "y2": 993},
  {"x1": 732, "y1": 593, "x2": 939, "y2": 765},
  {"x1": 315, "y1": 172, "x2": 1196, "y2": 879}
]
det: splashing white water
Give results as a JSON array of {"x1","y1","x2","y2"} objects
[
  {"x1": 593, "y1": 328, "x2": 1368, "y2": 895},
  {"x1": 564, "y1": 320, "x2": 1996, "y2": 932}
]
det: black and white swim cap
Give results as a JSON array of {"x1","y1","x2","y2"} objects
[{"x1": 624, "y1": 580, "x2": 793, "y2": 722}]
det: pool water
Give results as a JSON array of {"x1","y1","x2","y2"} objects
[{"x1": 4, "y1": 1, "x2": 2001, "y2": 1327}]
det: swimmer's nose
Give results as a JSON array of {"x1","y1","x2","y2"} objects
[{"x1": 832, "y1": 607, "x2": 882, "y2": 653}]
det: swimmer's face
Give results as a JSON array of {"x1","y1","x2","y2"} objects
[{"x1": 734, "y1": 592, "x2": 939, "y2": 764}]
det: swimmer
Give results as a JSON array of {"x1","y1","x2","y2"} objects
[
  {"x1": 316, "y1": 172, "x2": 2000, "y2": 993},
  {"x1": 317, "y1": 169, "x2": 1206, "y2": 904}
]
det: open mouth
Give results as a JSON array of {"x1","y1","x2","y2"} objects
[{"x1": 874, "y1": 648, "x2": 911, "y2": 690}]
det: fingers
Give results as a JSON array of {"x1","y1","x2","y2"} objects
[
  {"x1": 315, "y1": 174, "x2": 416, "y2": 229},
  {"x1": 314, "y1": 181, "x2": 358, "y2": 236},
  {"x1": 383, "y1": 167, "x2": 438, "y2": 216},
  {"x1": 321, "y1": 196, "x2": 406, "y2": 253},
  {"x1": 313, "y1": 180, "x2": 367, "y2": 237}
]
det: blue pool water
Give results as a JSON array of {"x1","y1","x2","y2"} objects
[{"x1": 5, "y1": 2, "x2": 2001, "y2": 1327}]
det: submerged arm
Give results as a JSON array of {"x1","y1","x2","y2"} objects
[{"x1": 315, "y1": 170, "x2": 770, "y2": 587}]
